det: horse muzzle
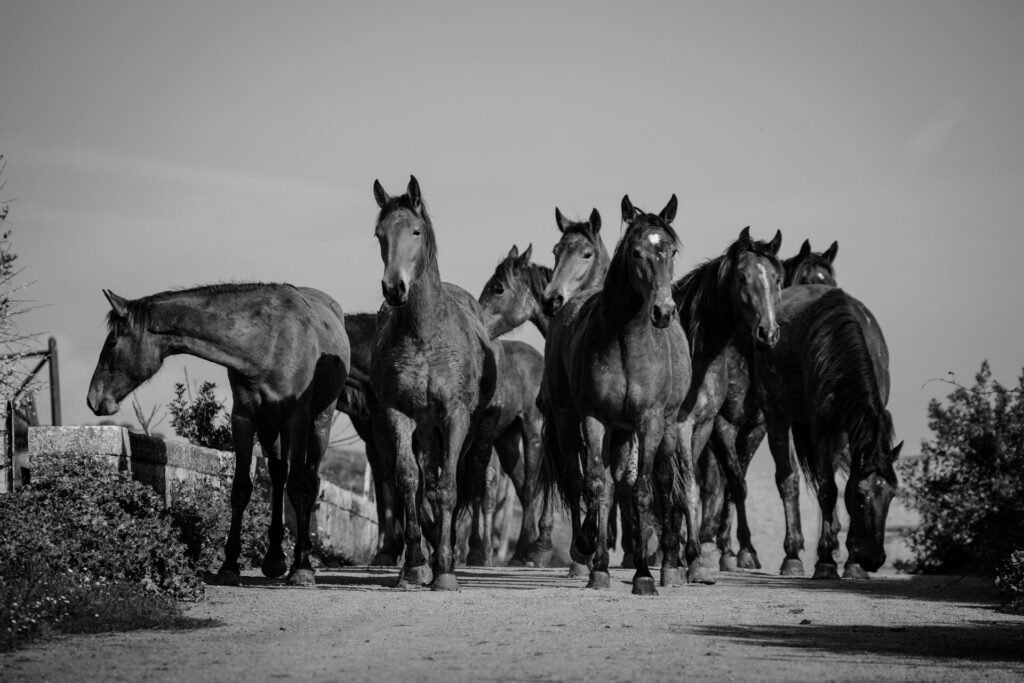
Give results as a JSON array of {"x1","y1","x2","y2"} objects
[
  {"x1": 651, "y1": 300, "x2": 675, "y2": 329},
  {"x1": 381, "y1": 278, "x2": 409, "y2": 307},
  {"x1": 542, "y1": 293, "x2": 564, "y2": 317},
  {"x1": 754, "y1": 322, "x2": 780, "y2": 348},
  {"x1": 87, "y1": 392, "x2": 119, "y2": 416}
]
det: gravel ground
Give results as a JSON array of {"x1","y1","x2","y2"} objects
[{"x1": 2, "y1": 565, "x2": 1022, "y2": 683}]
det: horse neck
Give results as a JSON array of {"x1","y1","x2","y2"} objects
[
  {"x1": 676, "y1": 265, "x2": 737, "y2": 363},
  {"x1": 599, "y1": 261, "x2": 646, "y2": 329},
  {"x1": 529, "y1": 306, "x2": 550, "y2": 338},
  {"x1": 525, "y1": 264, "x2": 552, "y2": 338},
  {"x1": 392, "y1": 260, "x2": 449, "y2": 338},
  {"x1": 148, "y1": 291, "x2": 268, "y2": 376}
]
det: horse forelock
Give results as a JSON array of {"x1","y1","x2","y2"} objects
[
  {"x1": 376, "y1": 195, "x2": 438, "y2": 268},
  {"x1": 494, "y1": 256, "x2": 552, "y2": 301}
]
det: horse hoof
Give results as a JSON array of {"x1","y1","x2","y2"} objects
[
  {"x1": 567, "y1": 561, "x2": 591, "y2": 579},
  {"x1": 779, "y1": 558, "x2": 805, "y2": 577},
  {"x1": 287, "y1": 569, "x2": 316, "y2": 587},
  {"x1": 621, "y1": 552, "x2": 635, "y2": 569},
  {"x1": 736, "y1": 549, "x2": 761, "y2": 570},
  {"x1": 698, "y1": 543, "x2": 718, "y2": 569},
  {"x1": 507, "y1": 557, "x2": 526, "y2": 567},
  {"x1": 370, "y1": 551, "x2": 398, "y2": 567},
  {"x1": 812, "y1": 563, "x2": 840, "y2": 580},
  {"x1": 843, "y1": 563, "x2": 869, "y2": 580},
  {"x1": 397, "y1": 564, "x2": 433, "y2": 589},
  {"x1": 687, "y1": 562, "x2": 717, "y2": 585},
  {"x1": 660, "y1": 565, "x2": 685, "y2": 587},
  {"x1": 432, "y1": 573, "x2": 459, "y2": 591},
  {"x1": 465, "y1": 551, "x2": 492, "y2": 567},
  {"x1": 212, "y1": 568, "x2": 241, "y2": 587},
  {"x1": 587, "y1": 570, "x2": 611, "y2": 589},
  {"x1": 719, "y1": 554, "x2": 738, "y2": 572},
  {"x1": 632, "y1": 576, "x2": 658, "y2": 596},
  {"x1": 569, "y1": 543, "x2": 593, "y2": 567},
  {"x1": 527, "y1": 546, "x2": 553, "y2": 568},
  {"x1": 261, "y1": 553, "x2": 288, "y2": 579}
]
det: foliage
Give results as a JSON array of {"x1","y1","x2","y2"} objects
[
  {"x1": 167, "y1": 458, "x2": 295, "y2": 571},
  {"x1": 899, "y1": 361, "x2": 1024, "y2": 582},
  {"x1": 0, "y1": 451, "x2": 206, "y2": 651},
  {"x1": 168, "y1": 378, "x2": 232, "y2": 450},
  {"x1": 996, "y1": 550, "x2": 1024, "y2": 614}
]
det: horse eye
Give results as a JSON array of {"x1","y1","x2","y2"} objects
[
  {"x1": 631, "y1": 249, "x2": 641, "y2": 259},
  {"x1": 494, "y1": 284, "x2": 505, "y2": 295},
  {"x1": 583, "y1": 251, "x2": 593, "y2": 260},
  {"x1": 412, "y1": 229, "x2": 422, "y2": 236}
]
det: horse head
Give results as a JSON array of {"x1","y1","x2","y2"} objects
[
  {"x1": 785, "y1": 239, "x2": 838, "y2": 287},
  {"x1": 86, "y1": 289, "x2": 163, "y2": 416},
  {"x1": 614, "y1": 194, "x2": 680, "y2": 329},
  {"x1": 845, "y1": 440, "x2": 902, "y2": 572},
  {"x1": 729, "y1": 227, "x2": 784, "y2": 348},
  {"x1": 541, "y1": 207, "x2": 606, "y2": 316},
  {"x1": 478, "y1": 243, "x2": 537, "y2": 338},
  {"x1": 373, "y1": 175, "x2": 437, "y2": 307}
]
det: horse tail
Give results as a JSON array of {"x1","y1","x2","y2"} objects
[{"x1": 801, "y1": 289, "x2": 893, "y2": 491}]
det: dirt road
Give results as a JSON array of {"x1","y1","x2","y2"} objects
[{"x1": 2, "y1": 565, "x2": 1022, "y2": 682}]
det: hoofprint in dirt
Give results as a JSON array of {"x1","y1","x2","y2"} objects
[{"x1": 2, "y1": 567, "x2": 1022, "y2": 683}]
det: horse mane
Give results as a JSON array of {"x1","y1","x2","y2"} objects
[
  {"x1": 494, "y1": 256, "x2": 553, "y2": 302},
  {"x1": 803, "y1": 288, "x2": 895, "y2": 485},
  {"x1": 105, "y1": 282, "x2": 298, "y2": 335},
  {"x1": 375, "y1": 194, "x2": 438, "y2": 272},
  {"x1": 673, "y1": 236, "x2": 782, "y2": 358}
]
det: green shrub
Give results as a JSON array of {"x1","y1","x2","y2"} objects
[
  {"x1": 0, "y1": 452, "x2": 205, "y2": 651},
  {"x1": 168, "y1": 380, "x2": 232, "y2": 450},
  {"x1": 899, "y1": 361, "x2": 1024, "y2": 577}
]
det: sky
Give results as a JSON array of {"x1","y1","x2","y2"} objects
[{"x1": 0, "y1": 1, "x2": 1022, "y2": 453}]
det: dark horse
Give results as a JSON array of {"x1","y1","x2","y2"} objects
[
  {"x1": 478, "y1": 243, "x2": 553, "y2": 339},
  {"x1": 86, "y1": 284, "x2": 350, "y2": 586},
  {"x1": 543, "y1": 194, "x2": 691, "y2": 595},
  {"x1": 698, "y1": 238, "x2": 839, "y2": 571},
  {"x1": 755, "y1": 285, "x2": 902, "y2": 578},
  {"x1": 370, "y1": 175, "x2": 499, "y2": 590},
  {"x1": 669, "y1": 227, "x2": 784, "y2": 581}
]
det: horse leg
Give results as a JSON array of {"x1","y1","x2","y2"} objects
[
  {"x1": 431, "y1": 408, "x2": 472, "y2": 591},
  {"x1": 630, "y1": 418, "x2": 661, "y2": 596},
  {"x1": 494, "y1": 427, "x2": 534, "y2": 566},
  {"x1": 217, "y1": 410, "x2": 256, "y2": 586},
  {"x1": 284, "y1": 406, "x2": 331, "y2": 587},
  {"x1": 466, "y1": 454, "x2": 497, "y2": 567},
  {"x1": 258, "y1": 428, "x2": 289, "y2": 579},
  {"x1": 712, "y1": 416, "x2": 753, "y2": 572},
  {"x1": 767, "y1": 419, "x2": 805, "y2": 576},
  {"x1": 677, "y1": 419, "x2": 715, "y2": 584},
  {"x1": 655, "y1": 426, "x2": 685, "y2": 587},
  {"x1": 804, "y1": 429, "x2": 841, "y2": 580},
  {"x1": 559, "y1": 414, "x2": 590, "y2": 578},
  {"x1": 732, "y1": 418, "x2": 767, "y2": 570},
  {"x1": 368, "y1": 423, "x2": 403, "y2": 566},
  {"x1": 697, "y1": 445, "x2": 725, "y2": 569},
  {"x1": 387, "y1": 410, "x2": 431, "y2": 589},
  {"x1": 520, "y1": 409, "x2": 552, "y2": 567},
  {"x1": 581, "y1": 416, "x2": 612, "y2": 589}
]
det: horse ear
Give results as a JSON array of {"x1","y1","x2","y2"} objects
[
  {"x1": 768, "y1": 229, "x2": 783, "y2": 255},
  {"x1": 519, "y1": 243, "x2": 533, "y2": 265},
  {"x1": 824, "y1": 241, "x2": 839, "y2": 264},
  {"x1": 373, "y1": 179, "x2": 389, "y2": 209},
  {"x1": 620, "y1": 196, "x2": 634, "y2": 224},
  {"x1": 659, "y1": 194, "x2": 678, "y2": 224},
  {"x1": 891, "y1": 441, "x2": 904, "y2": 460},
  {"x1": 103, "y1": 289, "x2": 128, "y2": 319},
  {"x1": 738, "y1": 226, "x2": 752, "y2": 245},
  {"x1": 407, "y1": 175, "x2": 422, "y2": 210},
  {"x1": 799, "y1": 239, "x2": 811, "y2": 258},
  {"x1": 506, "y1": 244, "x2": 519, "y2": 260},
  {"x1": 589, "y1": 208, "x2": 601, "y2": 233},
  {"x1": 555, "y1": 207, "x2": 568, "y2": 233}
]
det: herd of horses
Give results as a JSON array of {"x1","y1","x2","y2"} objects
[{"x1": 85, "y1": 175, "x2": 902, "y2": 594}]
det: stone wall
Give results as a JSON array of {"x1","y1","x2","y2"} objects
[{"x1": 28, "y1": 425, "x2": 379, "y2": 564}]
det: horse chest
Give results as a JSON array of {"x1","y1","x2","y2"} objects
[{"x1": 377, "y1": 337, "x2": 475, "y2": 416}]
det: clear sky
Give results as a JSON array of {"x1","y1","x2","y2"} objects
[{"x1": 1, "y1": 1, "x2": 1022, "y2": 453}]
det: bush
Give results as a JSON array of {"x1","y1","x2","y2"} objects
[
  {"x1": 168, "y1": 380, "x2": 232, "y2": 450},
  {"x1": 0, "y1": 452, "x2": 206, "y2": 651},
  {"x1": 899, "y1": 361, "x2": 1024, "y2": 583},
  {"x1": 996, "y1": 550, "x2": 1024, "y2": 613}
]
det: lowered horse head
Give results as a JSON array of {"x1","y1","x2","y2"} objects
[
  {"x1": 784, "y1": 239, "x2": 838, "y2": 287},
  {"x1": 541, "y1": 206, "x2": 607, "y2": 316},
  {"x1": 478, "y1": 243, "x2": 551, "y2": 338},
  {"x1": 87, "y1": 289, "x2": 164, "y2": 416},
  {"x1": 605, "y1": 194, "x2": 680, "y2": 328},
  {"x1": 845, "y1": 433, "x2": 903, "y2": 572},
  {"x1": 373, "y1": 175, "x2": 438, "y2": 307}
]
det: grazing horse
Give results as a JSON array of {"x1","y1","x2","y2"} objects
[
  {"x1": 86, "y1": 284, "x2": 350, "y2": 586},
  {"x1": 699, "y1": 238, "x2": 839, "y2": 571},
  {"x1": 670, "y1": 227, "x2": 784, "y2": 581},
  {"x1": 754, "y1": 285, "x2": 902, "y2": 578},
  {"x1": 370, "y1": 175, "x2": 499, "y2": 591},
  {"x1": 545, "y1": 194, "x2": 690, "y2": 595}
]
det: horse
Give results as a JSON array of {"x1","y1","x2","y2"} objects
[
  {"x1": 543, "y1": 194, "x2": 690, "y2": 595},
  {"x1": 370, "y1": 175, "x2": 499, "y2": 591},
  {"x1": 669, "y1": 226, "x2": 784, "y2": 582},
  {"x1": 754, "y1": 285, "x2": 902, "y2": 578},
  {"x1": 478, "y1": 243, "x2": 553, "y2": 339},
  {"x1": 541, "y1": 207, "x2": 608, "y2": 316},
  {"x1": 85, "y1": 283, "x2": 351, "y2": 586},
  {"x1": 698, "y1": 238, "x2": 839, "y2": 571}
]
